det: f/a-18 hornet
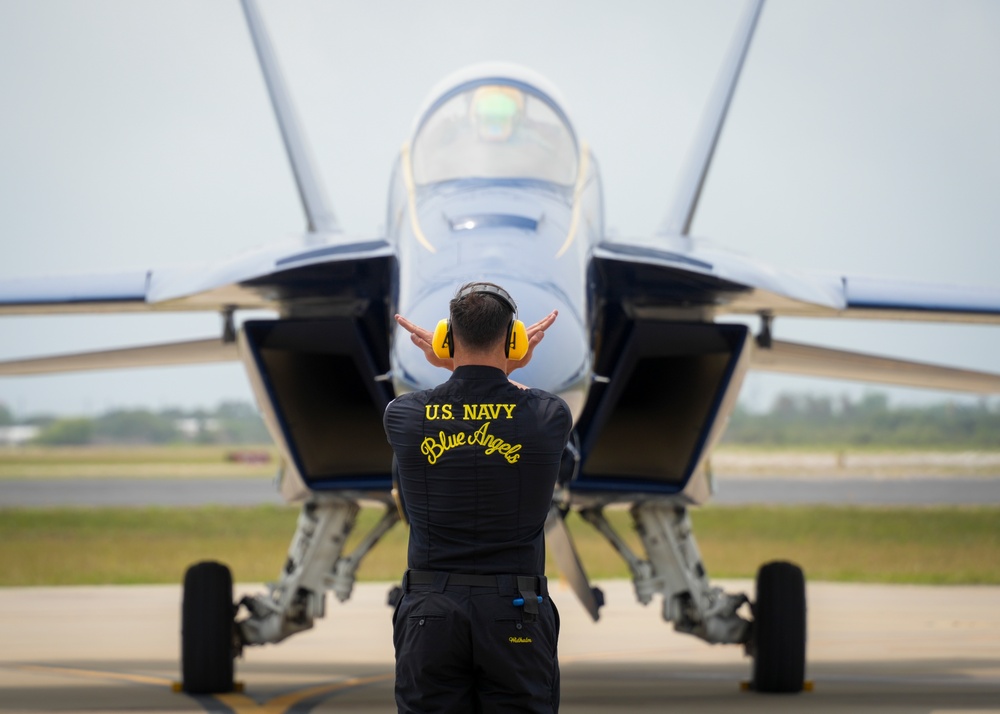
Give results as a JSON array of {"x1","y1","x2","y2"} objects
[{"x1": 3, "y1": 0, "x2": 1000, "y2": 696}]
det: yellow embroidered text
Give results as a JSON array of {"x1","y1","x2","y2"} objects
[
  {"x1": 463, "y1": 403, "x2": 515, "y2": 420},
  {"x1": 420, "y1": 421, "x2": 521, "y2": 465},
  {"x1": 421, "y1": 403, "x2": 516, "y2": 421},
  {"x1": 424, "y1": 404, "x2": 453, "y2": 420}
]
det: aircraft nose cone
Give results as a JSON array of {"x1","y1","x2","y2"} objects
[{"x1": 505, "y1": 281, "x2": 589, "y2": 394}]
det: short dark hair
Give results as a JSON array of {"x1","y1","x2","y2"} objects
[{"x1": 450, "y1": 282, "x2": 516, "y2": 352}]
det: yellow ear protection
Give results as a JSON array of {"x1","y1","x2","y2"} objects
[{"x1": 432, "y1": 284, "x2": 529, "y2": 361}]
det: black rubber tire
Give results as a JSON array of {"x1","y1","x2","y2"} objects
[
  {"x1": 752, "y1": 560, "x2": 806, "y2": 693},
  {"x1": 182, "y1": 561, "x2": 235, "y2": 694}
]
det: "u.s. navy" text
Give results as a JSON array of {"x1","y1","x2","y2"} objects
[{"x1": 424, "y1": 403, "x2": 516, "y2": 421}]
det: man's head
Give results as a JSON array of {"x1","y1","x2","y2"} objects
[
  {"x1": 449, "y1": 282, "x2": 516, "y2": 355},
  {"x1": 430, "y1": 282, "x2": 529, "y2": 362}
]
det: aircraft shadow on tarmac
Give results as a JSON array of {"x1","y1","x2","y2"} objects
[{"x1": 3, "y1": 659, "x2": 999, "y2": 713}]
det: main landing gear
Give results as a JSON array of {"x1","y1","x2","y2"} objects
[
  {"x1": 750, "y1": 560, "x2": 807, "y2": 693},
  {"x1": 181, "y1": 561, "x2": 237, "y2": 694},
  {"x1": 180, "y1": 494, "x2": 400, "y2": 694},
  {"x1": 179, "y1": 493, "x2": 806, "y2": 695},
  {"x1": 580, "y1": 498, "x2": 807, "y2": 693}
]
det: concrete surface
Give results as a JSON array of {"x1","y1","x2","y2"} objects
[
  {"x1": 1, "y1": 579, "x2": 999, "y2": 713},
  {"x1": 5, "y1": 475, "x2": 1000, "y2": 507}
]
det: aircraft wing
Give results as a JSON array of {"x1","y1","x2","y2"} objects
[
  {"x1": 591, "y1": 237, "x2": 1000, "y2": 395},
  {"x1": 0, "y1": 237, "x2": 396, "y2": 376},
  {"x1": 826, "y1": 275, "x2": 1000, "y2": 324},
  {"x1": 752, "y1": 339, "x2": 1000, "y2": 394},
  {"x1": 0, "y1": 237, "x2": 395, "y2": 317},
  {"x1": 0, "y1": 339, "x2": 239, "y2": 377},
  {"x1": 0, "y1": 0, "x2": 395, "y2": 373},
  {"x1": 594, "y1": 237, "x2": 1000, "y2": 325},
  {"x1": 588, "y1": 0, "x2": 1000, "y2": 399},
  {"x1": 747, "y1": 274, "x2": 1000, "y2": 393},
  {"x1": 0, "y1": 271, "x2": 152, "y2": 315}
]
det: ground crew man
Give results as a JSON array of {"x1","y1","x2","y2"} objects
[{"x1": 384, "y1": 282, "x2": 572, "y2": 713}]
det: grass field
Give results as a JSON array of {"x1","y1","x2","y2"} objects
[
  {"x1": 2, "y1": 505, "x2": 997, "y2": 587},
  {"x1": 2, "y1": 445, "x2": 997, "y2": 586}
]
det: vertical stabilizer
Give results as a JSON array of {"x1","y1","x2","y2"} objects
[
  {"x1": 658, "y1": 0, "x2": 764, "y2": 237},
  {"x1": 241, "y1": 0, "x2": 340, "y2": 234}
]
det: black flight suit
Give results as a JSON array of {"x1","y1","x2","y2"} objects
[{"x1": 384, "y1": 365, "x2": 572, "y2": 714}]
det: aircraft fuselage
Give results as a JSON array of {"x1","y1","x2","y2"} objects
[{"x1": 386, "y1": 65, "x2": 603, "y2": 422}]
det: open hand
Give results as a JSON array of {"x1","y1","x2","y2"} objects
[
  {"x1": 507, "y1": 310, "x2": 558, "y2": 374},
  {"x1": 394, "y1": 314, "x2": 454, "y2": 371}
]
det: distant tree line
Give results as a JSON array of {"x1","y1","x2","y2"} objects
[
  {"x1": 5, "y1": 401, "x2": 271, "y2": 446},
  {"x1": 3, "y1": 393, "x2": 1000, "y2": 447},
  {"x1": 723, "y1": 392, "x2": 1000, "y2": 448}
]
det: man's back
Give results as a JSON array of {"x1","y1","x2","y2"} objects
[{"x1": 384, "y1": 364, "x2": 572, "y2": 575}]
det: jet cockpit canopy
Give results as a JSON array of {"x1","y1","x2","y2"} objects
[{"x1": 410, "y1": 64, "x2": 579, "y2": 187}]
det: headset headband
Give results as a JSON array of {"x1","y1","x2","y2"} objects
[
  {"x1": 434, "y1": 282, "x2": 527, "y2": 361},
  {"x1": 455, "y1": 283, "x2": 517, "y2": 316}
]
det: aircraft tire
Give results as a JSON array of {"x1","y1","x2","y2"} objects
[
  {"x1": 751, "y1": 560, "x2": 806, "y2": 693},
  {"x1": 182, "y1": 560, "x2": 235, "y2": 694}
]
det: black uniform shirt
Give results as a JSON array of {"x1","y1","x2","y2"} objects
[{"x1": 384, "y1": 365, "x2": 572, "y2": 576}]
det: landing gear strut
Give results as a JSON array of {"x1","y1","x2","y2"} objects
[
  {"x1": 580, "y1": 498, "x2": 807, "y2": 693},
  {"x1": 180, "y1": 494, "x2": 400, "y2": 694}
]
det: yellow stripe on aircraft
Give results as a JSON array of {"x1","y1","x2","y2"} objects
[
  {"x1": 401, "y1": 143, "x2": 438, "y2": 254},
  {"x1": 555, "y1": 142, "x2": 591, "y2": 259}
]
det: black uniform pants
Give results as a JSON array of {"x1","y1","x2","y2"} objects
[{"x1": 393, "y1": 571, "x2": 560, "y2": 714}]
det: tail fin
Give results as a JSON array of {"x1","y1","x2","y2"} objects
[
  {"x1": 658, "y1": 0, "x2": 765, "y2": 237},
  {"x1": 241, "y1": 0, "x2": 340, "y2": 234}
]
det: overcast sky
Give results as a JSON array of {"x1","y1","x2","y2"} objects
[{"x1": 1, "y1": 0, "x2": 999, "y2": 416}]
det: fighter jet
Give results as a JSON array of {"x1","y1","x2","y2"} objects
[{"x1": 3, "y1": 0, "x2": 999, "y2": 695}]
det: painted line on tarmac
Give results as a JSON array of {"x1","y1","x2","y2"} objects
[
  {"x1": 14, "y1": 663, "x2": 174, "y2": 687},
  {"x1": 214, "y1": 672, "x2": 394, "y2": 712},
  {"x1": 11, "y1": 663, "x2": 394, "y2": 713}
]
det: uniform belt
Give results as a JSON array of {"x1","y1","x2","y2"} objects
[
  {"x1": 405, "y1": 570, "x2": 544, "y2": 592},
  {"x1": 405, "y1": 570, "x2": 546, "y2": 619}
]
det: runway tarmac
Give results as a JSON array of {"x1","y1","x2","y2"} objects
[{"x1": 1, "y1": 580, "x2": 998, "y2": 713}]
